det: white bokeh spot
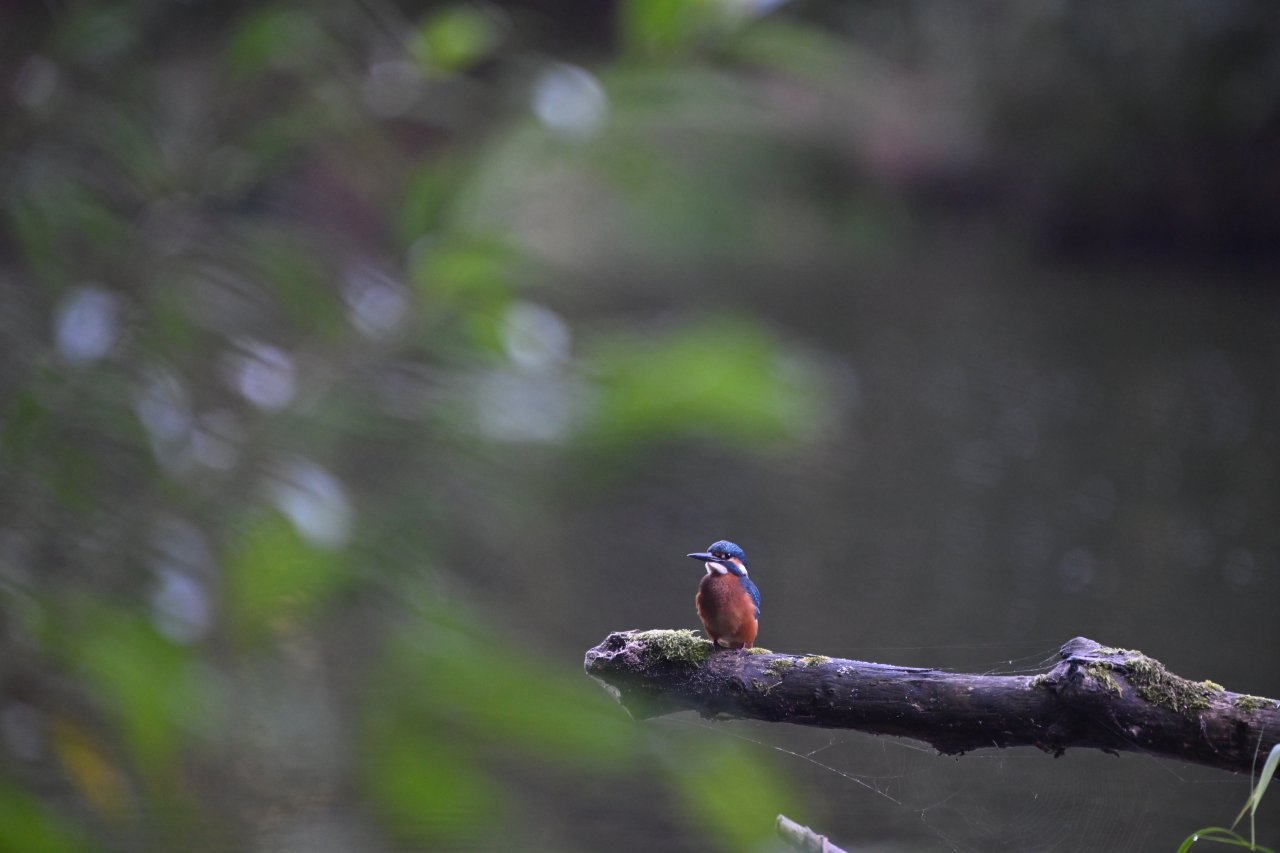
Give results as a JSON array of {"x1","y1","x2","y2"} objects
[
  {"x1": 502, "y1": 302, "x2": 570, "y2": 373},
  {"x1": 268, "y1": 458, "x2": 354, "y2": 549},
  {"x1": 54, "y1": 284, "x2": 120, "y2": 365},
  {"x1": 225, "y1": 340, "x2": 297, "y2": 411},
  {"x1": 532, "y1": 63, "x2": 608, "y2": 138}
]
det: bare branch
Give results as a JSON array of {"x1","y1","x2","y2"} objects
[
  {"x1": 584, "y1": 630, "x2": 1280, "y2": 775},
  {"x1": 776, "y1": 814, "x2": 849, "y2": 853}
]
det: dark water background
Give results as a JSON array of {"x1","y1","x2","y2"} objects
[{"x1": 561, "y1": 248, "x2": 1280, "y2": 850}]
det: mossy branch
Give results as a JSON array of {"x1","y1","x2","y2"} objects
[{"x1": 584, "y1": 631, "x2": 1280, "y2": 775}]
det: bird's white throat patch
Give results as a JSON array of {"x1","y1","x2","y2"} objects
[{"x1": 704, "y1": 562, "x2": 728, "y2": 575}]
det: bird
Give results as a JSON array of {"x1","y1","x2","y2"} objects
[{"x1": 687, "y1": 539, "x2": 761, "y2": 650}]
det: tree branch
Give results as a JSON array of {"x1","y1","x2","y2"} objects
[
  {"x1": 776, "y1": 814, "x2": 849, "y2": 853},
  {"x1": 584, "y1": 630, "x2": 1280, "y2": 775}
]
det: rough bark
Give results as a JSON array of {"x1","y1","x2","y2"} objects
[{"x1": 584, "y1": 630, "x2": 1280, "y2": 775}]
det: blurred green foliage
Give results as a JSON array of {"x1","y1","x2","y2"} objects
[
  {"x1": 413, "y1": 6, "x2": 501, "y2": 74},
  {"x1": 224, "y1": 513, "x2": 351, "y2": 645},
  {"x1": 666, "y1": 737, "x2": 803, "y2": 850},
  {"x1": 588, "y1": 319, "x2": 825, "y2": 449},
  {"x1": 0, "y1": 0, "x2": 827, "y2": 849},
  {"x1": 0, "y1": 783, "x2": 90, "y2": 853},
  {"x1": 364, "y1": 723, "x2": 498, "y2": 846},
  {"x1": 64, "y1": 608, "x2": 208, "y2": 774},
  {"x1": 621, "y1": 0, "x2": 744, "y2": 56},
  {"x1": 410, "y1": 233, "x2": 520, "y2": 349}
]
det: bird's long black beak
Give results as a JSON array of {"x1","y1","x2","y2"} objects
[{"x1": 687, "y1": 552, "x2": 714, "y2": 562}]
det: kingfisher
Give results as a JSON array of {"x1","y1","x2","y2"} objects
[{"x1": 687, "y1": 539, "x2": 760, "y2": 650}]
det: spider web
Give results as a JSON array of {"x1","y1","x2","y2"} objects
[{"x1": 658, "y1": 640, "x2": 1275, "y2": 852}]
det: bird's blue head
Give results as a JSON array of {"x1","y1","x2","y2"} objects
[{"x1": 687, "y1": 539, "x2": 749, "y2": 577}]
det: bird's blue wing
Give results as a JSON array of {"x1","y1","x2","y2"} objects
[{"x1": 738, "y1": 576, "x2": 761, "y2": 619}]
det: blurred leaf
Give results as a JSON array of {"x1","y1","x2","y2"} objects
[
  {"x1": 584, "y1": 319, "x2": 826, "y2": 449},
  {"x1": 224, "y1": 512, "x2": 351, "y2": 644},
  {"x1": 413, "y1": 6, "x2": 499, "y2": 74},
  {"x1": 386, "y1": 611, "x2": 640, "y2": 768},
  {"x1": 410, "y1": 234, "x2": 519, "y2": 349},
  {"x1": 599, "y1": 63, "x2": 757, "y2": 125},
  {"x1": 667, "y1": 736, "x2": 803, "y2": 851},
  {"x1": 0, "y1": 782, "x2": 91, "y2": 853},
  {"x1": 6, "y1": 180, "x2": 129, "y2": 282},
  {"x1": 609, "y1": 145, "x2": 751, "y2": 251},
  {"x1": 432, "y1": 641, "x2": 638, "y2": 766},
  {"x1": 414, "y1": 234, "x2": 515, "y2": 304},
  {"x1": 620, "y1": 0, "x2": 743, "y2": 56},
  {"x1": 399, "y1": 160, "x2": 465, "y2": 246},
  {"x1": 580, "y1": 67, "x2": 787, "y2": 254},
  {"x1": 364, "y1": 718, "x2": 499, "y2": 845},
  {"x1": 49, "y1": 718, "x2": 128, "y2": 818},
  {"x1": 69, "y1": 608, "x2": 208, "y2": 772},
  {"x1": 225, "y1": 8, "x2": 328, "y2": 78}
]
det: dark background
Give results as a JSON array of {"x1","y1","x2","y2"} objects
[{"x1": 2, "y1": 1, "x2": 1279, "y2": 850}]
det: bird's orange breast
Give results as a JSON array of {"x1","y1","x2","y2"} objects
[{"x1": 696, "y1": 572, "x2": 758, "y2": 649}]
